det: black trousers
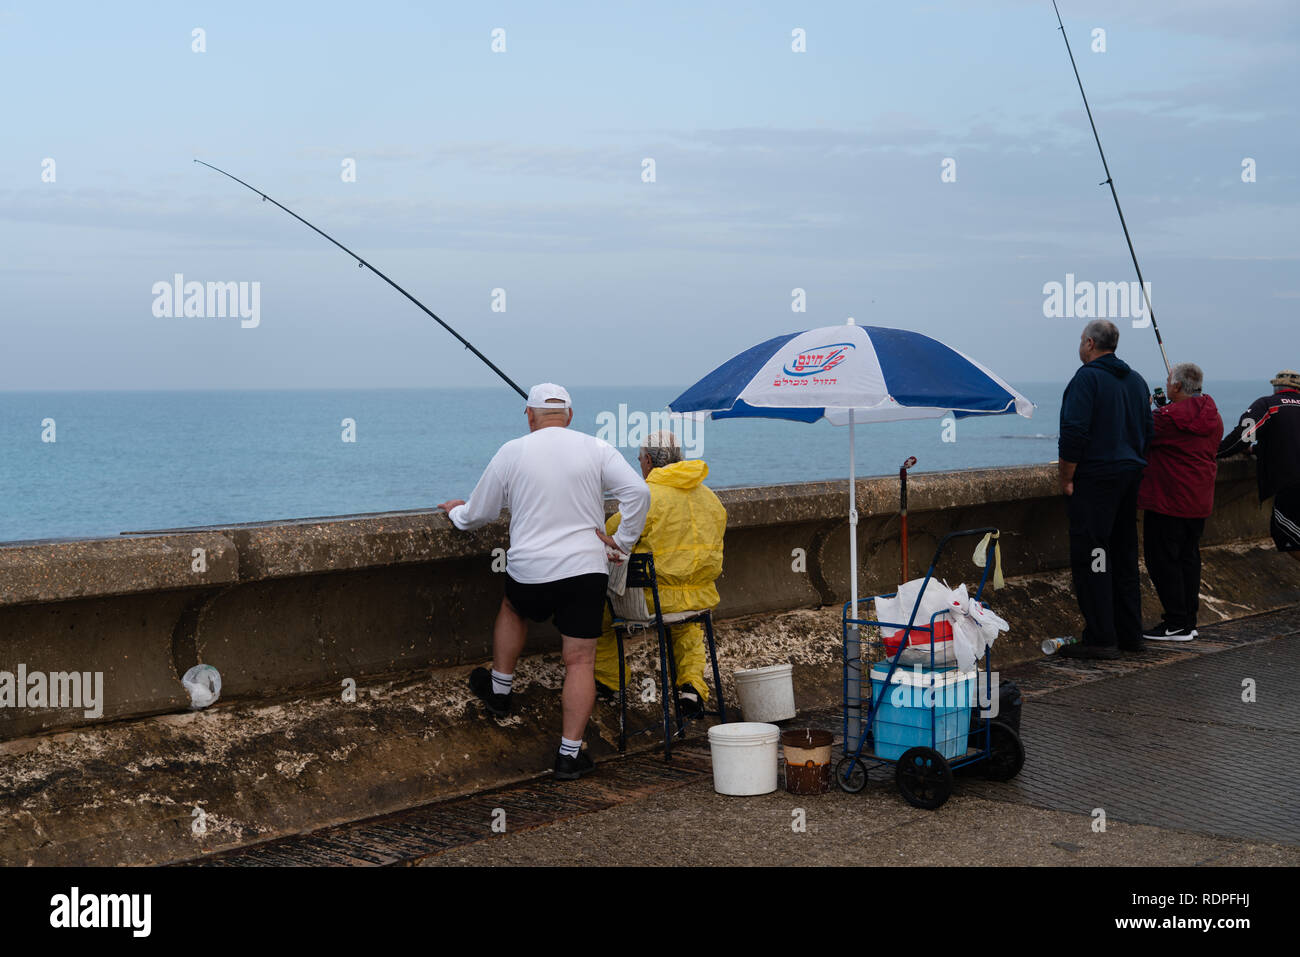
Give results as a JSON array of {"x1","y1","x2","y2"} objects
[
  {"x1": 1068, "y1": 469, "x2": 1143, "y2": 649},
  {"x1": 1143, "y1": 511, "x2": 1206, "y2": 631}
]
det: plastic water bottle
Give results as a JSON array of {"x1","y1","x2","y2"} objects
[{"x1": 1041, "y1": 636, "x2": 1078, "y2": 656}]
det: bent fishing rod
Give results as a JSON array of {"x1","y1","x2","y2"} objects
[
  {"x1": 1051, "y1": 1, "x2": 1171, "y2": 376},
  {"x1": 194, "y1": 159, "x2": 527, "y2": 399}
]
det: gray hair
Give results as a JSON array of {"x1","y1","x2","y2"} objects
[
  {"x1": 640, "y1": 429, "x2": 682, "y2": 469},
  {"x1": 1170, "y1": 362, "x2": 1203, "y2": 395},
  {"x1": 1082, "y1": 319, "x2": 1119, "y2": 353}
]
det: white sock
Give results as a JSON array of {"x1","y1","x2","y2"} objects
[
  {"x1": 491, "y1": 670, "x2": 514, "y2": 696},
  {"x1": 558, "y1": 736, "x2": 582, "y2": 758}
]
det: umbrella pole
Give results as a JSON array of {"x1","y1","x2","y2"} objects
[{"x1": 846, "y1": 411, "x2": 861, "y2": 755}]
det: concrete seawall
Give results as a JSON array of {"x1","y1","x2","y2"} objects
[{"x1": 2, "y1": 458, "x2": 1296, "y2": 742}]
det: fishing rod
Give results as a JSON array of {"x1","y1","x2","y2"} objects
[
  {"x1": 194, "y1": 159, "x2": 528, "y2": 399},
  {"x1": 1051, "y1": 1, "x2": 1171, "y2": 376}
]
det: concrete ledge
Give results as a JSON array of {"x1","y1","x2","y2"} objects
[
  {"x1": 2, "y1": 459, "x2": 1257, "y2": 605},
  {"x1": 0, "y1": 533, "x2": 239, "y2": 606}
]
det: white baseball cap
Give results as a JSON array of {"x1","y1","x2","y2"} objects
[{"x1": 526, "y1": 382, "x2": 572, "y2": 409}]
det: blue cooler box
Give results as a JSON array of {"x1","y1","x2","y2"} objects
[{"x1": 869, "y1": 663, "x2": 975, "y2": 761}]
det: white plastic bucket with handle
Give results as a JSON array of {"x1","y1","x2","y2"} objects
[
  {"x1": 707, "y1": 722, "x2": 781, "y2": 795},
  {"x1": 733, "y1": 663, "x2": 796, "y2": 722}
]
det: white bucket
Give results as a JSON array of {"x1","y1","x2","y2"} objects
[
  {"x1": 733, "y1": 663, "x2": 796, "y2": 722},
  {"x1": 707, "y1": 722, "x2": 781, "y2": 795}
]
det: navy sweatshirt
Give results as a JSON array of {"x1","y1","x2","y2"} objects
[{"x1": 1058, "y1": 353, "x2": 1153, "y2": 477}]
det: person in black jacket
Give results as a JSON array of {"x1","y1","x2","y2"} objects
[
  {"x1": 1217, "y1": 370, "x2": 1300, "y2": 560},
  {"x1": 1056, "y1": 320, "x2": 1154, "y2": 659}
]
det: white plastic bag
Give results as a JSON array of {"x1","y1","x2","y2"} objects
[
  {"x1": 945, "y1": 583, "x2": 1010, "y2": 671},
  {"x1": 182, "y1": 664, "x2": 222, "y2": 710},
  {"x1": 874, "y1": 578, "x2": 956, "y2": 666}
]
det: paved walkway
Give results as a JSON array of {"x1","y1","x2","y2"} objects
[
  {"x1": 962, "y1": 635, "x2": 1298, "y2": 846},
  {"x1": 194, "y1": 607, "x2": 1300, "y2": 866}
]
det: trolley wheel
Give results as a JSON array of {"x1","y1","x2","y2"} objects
[
  {"x1": 982, "y1": 720, "x2": 1025, "y2": 782},
  {"x1": 835, "y1": 756, "x2": 868, "y2": 794},
  {"x1": 895, "y1": 747, "x2": 953, "y2": 810}
]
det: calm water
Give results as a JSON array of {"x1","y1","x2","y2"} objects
[{"x1": 0, "y1": 382, "x2": 1263, "y2": 543}]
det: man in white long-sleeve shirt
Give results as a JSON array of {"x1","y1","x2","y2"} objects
[{"x1": 436, "y1": 383, "x2": 650, "y2": 779}]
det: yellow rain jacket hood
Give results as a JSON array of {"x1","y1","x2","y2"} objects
[{"x1": 605, "y1": 458, "x2": 727, "y2": 612}]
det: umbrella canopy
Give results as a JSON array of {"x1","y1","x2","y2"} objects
[
  {"x1": 668, "y1": 323, "x2": 1035, "y2": 424},
  {"x1": 666, "y1": 319, "x2": 1034, "y2": 753}
]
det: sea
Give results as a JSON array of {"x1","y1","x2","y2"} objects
[{"x1": 0, "y1": 382, "x2": 1264, "y2": 544}]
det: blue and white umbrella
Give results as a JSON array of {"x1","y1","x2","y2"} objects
[
  {"x1": 669, "y1": 320, "x2": 1034, "y2": 425},
  {"x1": 669, "y1": 319, "x2": 1034, "y2": 743}
]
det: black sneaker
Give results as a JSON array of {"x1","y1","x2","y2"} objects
[
  {"x1": 554, "y1": 750, "x2": 595, "y2": 780},
  {"x1": 1141, "y1": 619, "x2": 1169, "y2": 639},
  {"x1": 677, "y1": 686, "x2": 704, "y2": 719},
  {"x1": 1056, "y1": 643, "x2": 1121, "y2": 660},
  {"x1": 468, "y1": 667, "x2": 511, "y2": 717},
  {"x1": 1144, "y1": 625, "x2": 1195, "y2": 642},
  {"x1": 595, "y1": 680, "x2": 617, "y2": 704}
]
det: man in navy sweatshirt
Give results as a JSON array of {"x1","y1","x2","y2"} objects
[{"x1": 1057, "y1": 320, "x2": 1154, "y2": 659}]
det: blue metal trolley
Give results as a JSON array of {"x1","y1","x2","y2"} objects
[{"x1": 835, "y1": 527, "x2": 1025, "y2": 808}]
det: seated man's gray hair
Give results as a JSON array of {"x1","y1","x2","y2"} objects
[
  {"x1": 1171, "y1": 362, "x2": 1203, "y2": 395},
  {"x1": 1083, "y1": 319, "x2": 1120, "y2": 352},
  {"x1": 641, "y1": 429, "x2": 683, "y2": 469}
]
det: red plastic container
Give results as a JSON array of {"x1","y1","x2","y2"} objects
[{"x1": 882, "y1": 618, "x2": 954, "y2": 657}]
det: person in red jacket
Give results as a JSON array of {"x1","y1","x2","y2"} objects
[{"x1": 1137, "y1": 362, "x2": 1223, "y2": 640}]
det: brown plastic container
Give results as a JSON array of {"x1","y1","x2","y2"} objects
[{"x1": 781, "y1": 728, "x2": 834, "y2": 795}]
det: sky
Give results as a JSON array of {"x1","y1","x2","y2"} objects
[{"x1": 2, "y1": 0, "x2": 1297, "y2": 394}]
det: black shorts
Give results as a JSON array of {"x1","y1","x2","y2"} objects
[
  {"x1": 1271, "y1": 487, "x2": 1300, "y2": 552},
  {"x1": 504, "y1": 572, "x2": 609, "y2": 639}
]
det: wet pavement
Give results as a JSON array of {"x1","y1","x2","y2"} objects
[
  {"x1": 960, "y1": 637, "x2": 1300, "y2": 846},
  {"x1": 192, "y1": 607, "x2": 1300, "y2": 866}
]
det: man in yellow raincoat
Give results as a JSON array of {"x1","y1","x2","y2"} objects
[{"x1": 594, "y1": 430, "x2": 727, "y2": 717}]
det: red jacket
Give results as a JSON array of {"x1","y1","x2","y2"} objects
[{"x1": 1137, "y1": 395, "x2": 1223, "y2": 518}]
